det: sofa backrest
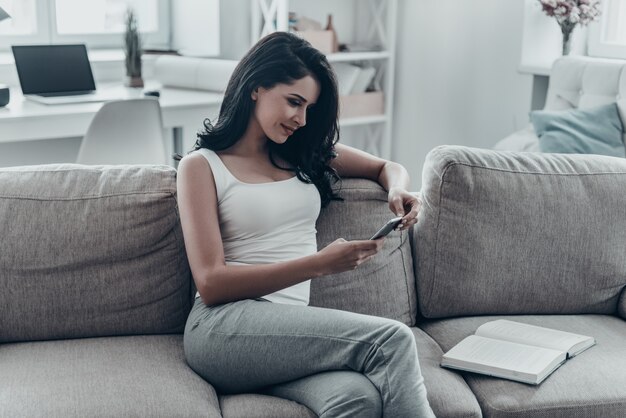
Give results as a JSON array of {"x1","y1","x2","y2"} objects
[
  {"x1": 0, "y1": 164, "x2": 191, "y2": 343},
  {"x1": 546, "y1": 56, "x2": 626, "y2": 112},
  {"x1": 415, "y1": 145, "x2": 626, "y2": 319},
  {"x1": 310, "y1": 178, "x2": 418, "y2": 326}
]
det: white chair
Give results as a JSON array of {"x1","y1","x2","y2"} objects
[{"x1": 76, "y1": 98, "x2": 167, "y2": 165}]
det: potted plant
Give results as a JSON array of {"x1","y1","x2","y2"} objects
[{"x1": 124, "y1": 8, "x2": 144, "y2": 88}]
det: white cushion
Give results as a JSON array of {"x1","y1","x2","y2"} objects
[
  {"x1": 493, "y1": 125, "x2": 539, "y2": 152},
  {"x1": 153, "y1": 56, "x2": 238, "y2": 92}
]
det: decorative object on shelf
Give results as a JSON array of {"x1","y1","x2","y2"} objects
[
  {"x1": 325, "y1": 14, "x2": 340, "y2": 53},
  {"x1": 291, "y1": 13, "x2": 339, "y2": 54},
  {"x1": 291, "y1": 13, "x2": 322, "y2": 31},
  {"x1": 0, "y1": 5, "x2": 10, "y2": 22},
  {"x1": 124, "y1": 8, "x2": 144, "y2": 88},
  {"x1": 0, "y1": 5, "x2": 11, "y2": 107},
  {"x1": 538, "y1": 0, "x2": 601, "y2": 55}
]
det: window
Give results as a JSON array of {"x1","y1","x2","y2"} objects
[
  {"x1": 0, "y1": 0, "x2": 39, "y2": 35},
  {"x1": 588, "y1": 0, "x2": 626, "y2": 59},
  {"x1": 52, "y1": 0, "x2": 169, "y2": 48},
  {"x1": 0, "y1": 0, "x2": 169, "y2": 50},
  {"x1": 0, "y1": 0, "x2": 50, "y2": 46}
]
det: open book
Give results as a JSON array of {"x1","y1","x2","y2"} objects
[{"x1": 441, "y1": 320, "x2": 595, "y2": 385}]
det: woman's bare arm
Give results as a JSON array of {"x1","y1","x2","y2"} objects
[
  {"x1": 177, "y1": 153, "x2": 381, "y2": 306},
  {"x1": 330, "y1": 143, "x2": 410, "y2": 191},
  {"x1": 330, "y1": 143, "x2": 418, "y2": 230}
]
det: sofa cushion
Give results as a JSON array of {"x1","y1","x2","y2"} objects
[
  {"x1": 0, "y1": 335, "x2": 221, "y2": 418},
  {"x1": 310, "y1": 178, "x2": 418, "y2": 326},
  {"x1": 419, "y1": 315, "x2": 626, "y2": 418},
  {"x1": 416, "y1": 146, "x2": 626, "y2": 318},
  {"x1": 531, "y1": 103, "x2": 625, "y2": 157},
  {"x1": 0, "y1": 164, "x2": 192, "y2": 343},
  {"x1": 493, "y1": 124, "x2": 540, "y2": 152},
  {"x1": 219, "y1": 394, "x2": 316, "y2": 418},
  {"x1": 410, "y1": 327, "x2": 482, "y2": 418}
]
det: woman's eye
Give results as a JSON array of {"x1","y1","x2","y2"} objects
[{"x1": 288, "y1": 99, "x2": 301, "y2": 107}]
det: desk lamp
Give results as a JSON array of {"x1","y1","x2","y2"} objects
[{"x1": 0, "y1": 6, "x2": 11, "y2": 107}]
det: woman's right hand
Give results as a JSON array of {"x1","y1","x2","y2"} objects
[{"x1": 315, "y1": 237, "x2": 385, "y2": 276}]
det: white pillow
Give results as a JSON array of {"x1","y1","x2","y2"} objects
[
  {"x1": 493, "y1": 125, "x2": 540, "y2": 152},
  {"x1": 153, "y1": 56, "x2": 238, "y2": 92}
]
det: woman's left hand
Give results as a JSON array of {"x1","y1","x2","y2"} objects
[{"x1": 388, "y1": 188, "x2": 422, "y2": 231}]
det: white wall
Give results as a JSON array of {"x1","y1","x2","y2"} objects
[
  {"x1": 172, "y1": 0, "x2": 220, "y2": 57},
  {"x1": 392, "y1": 0, "x2": 533, "y2": 188}
]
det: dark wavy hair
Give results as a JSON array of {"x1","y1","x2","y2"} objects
[{"x1": 176, "y1": 31, "x2": 342, "y2": 208}]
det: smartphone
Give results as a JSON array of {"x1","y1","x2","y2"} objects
[{"x1": 369, "y1": 216, "x2": 403, "y2": 240}]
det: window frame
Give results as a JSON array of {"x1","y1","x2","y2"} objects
[
  {"x1": 588, "y1": 0, "x2": 626, "y2": 59},
  {"x1": 0, "y1": 0, "x2": 170, "y2": 51}
]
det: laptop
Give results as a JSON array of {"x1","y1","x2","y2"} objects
[{"x1": 12, "y1": 44, "x2": 129, "y2": 105}]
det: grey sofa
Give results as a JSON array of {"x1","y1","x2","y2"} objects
[{"x1": 1, "y1": 145, "x2": 625, "y2": 417}]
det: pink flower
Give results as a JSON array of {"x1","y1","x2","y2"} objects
[{"x1": 538, "y1": 0, "x2": 601, "y2": 27}]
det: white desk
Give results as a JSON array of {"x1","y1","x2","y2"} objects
[{"x1": 0, "y1": 83, "x2": 223, "y2": 165}]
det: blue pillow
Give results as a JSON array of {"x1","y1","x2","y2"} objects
[{"x1": 531, "y1": 103, "x2": 625, "y2": 158}]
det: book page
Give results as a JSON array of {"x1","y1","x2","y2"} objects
[
  {"x1": 475, "y1": 320, "x2": 595, "y2": 356},
  {"x1": 441, "y1": 335, "x2": 566, "y2": 384}
]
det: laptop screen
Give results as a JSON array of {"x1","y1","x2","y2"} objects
[{"x1": 12, "y1": 44, "x2": 96, "y2": 95}]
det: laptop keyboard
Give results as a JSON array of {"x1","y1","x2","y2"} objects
[{"x1": 38, "y1": 90, "x2": 95, "y2": 97}]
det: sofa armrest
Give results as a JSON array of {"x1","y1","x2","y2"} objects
[{"x1": 415, "y1": 145, "x2": 626, "y2": 318}]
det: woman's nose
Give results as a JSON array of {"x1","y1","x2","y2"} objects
[{"x1": 294, "y1": 108, "x2": 306, "y2": 127}]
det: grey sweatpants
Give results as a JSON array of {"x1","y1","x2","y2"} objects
[{"x1": 184, "y1": 297, "x2": 436, "y2": 418}]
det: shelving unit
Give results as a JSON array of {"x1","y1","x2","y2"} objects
[{"x1": 250, "y1": 0, "x2": 398, "y2": 159}]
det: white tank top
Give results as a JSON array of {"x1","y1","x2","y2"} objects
[{"x1": 193, "y1": 148, "x2": 321, "y2": 305}]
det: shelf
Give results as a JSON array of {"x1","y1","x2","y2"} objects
[
  {"x1": 518, "y1": 63, "x2": 552, "y2": 76},
  {"x1": 339, "y1": 114, "x2": 387, "y2": 127},
  {"x1": 250, "y1": 0, "x2": 398, "y2": 158},
  {"x1": 326, "y1": 51, "x2": 390, "y2": 62}
]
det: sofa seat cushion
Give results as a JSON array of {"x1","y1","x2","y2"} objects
[
  {"x1": 419, "y1": 315, "x2": 626, "y2": 418},
  {"x1": 0, "y1": 335, "x2": 220, "y2": 418},
  {"x1": 410, "y1": 327, "x2": 482, "y2": 418},
  {"x1": 219, "y1": 394, "x2": 317, "y2": 418}
]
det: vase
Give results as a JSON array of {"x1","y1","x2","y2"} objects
[
  {"x1": 125, "y1": 75, "x2": 144, "y2": 88},
  {"x1": 560, "y1": 21, "x2": 576, "y2": 56},
  {"x1": 325, "y1": 14, "x2": 340, "y2": 53}
]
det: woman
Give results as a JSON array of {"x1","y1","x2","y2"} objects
[{"x1": 177, "y1": 32, "x2": 435, "y2": 418}]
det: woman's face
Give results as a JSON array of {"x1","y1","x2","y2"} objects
[{"x1": 252, "y1": 75, "x2": 320, "y2": 144}]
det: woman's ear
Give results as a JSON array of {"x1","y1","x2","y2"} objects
[{"x1": 251, "y1": 88, "x2": 258, "y2": 101}]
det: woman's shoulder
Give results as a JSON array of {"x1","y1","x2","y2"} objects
[
  {"x1": 179, "y1": 152, "x2": 210, "y2": 175},
  {"x1": 190, "y1": 147, "x2": 217, "y2": 158},
  {"x1": 182, "y1": 148, "x2": 221, "y2": 167}
]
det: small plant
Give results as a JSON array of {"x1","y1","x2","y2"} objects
[{"x1": 124, "y1": 8, "x2": 143, "y2": 87}]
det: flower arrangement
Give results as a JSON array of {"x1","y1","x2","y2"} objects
[{"x1": 538, "y1": 0, "x2": 602, "y2": 55}]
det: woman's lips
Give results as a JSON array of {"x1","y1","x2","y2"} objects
[{"x1": 281, "y1": 123, "x2": 295, "y2": 135}]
